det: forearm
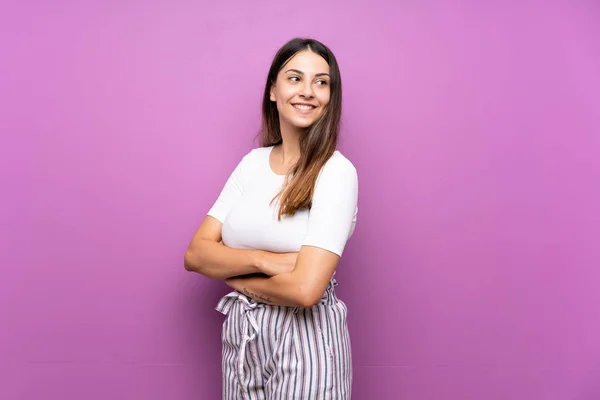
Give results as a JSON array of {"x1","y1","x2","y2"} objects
[
  {"x1": 184, "y1": 239, "x2": 265, "y2": 280},
  {"x1": 226, "y1": 272, "x2": 313, "y2": 308}
]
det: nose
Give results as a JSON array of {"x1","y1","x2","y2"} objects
[{"x1": 299, "y1": 80, "x2": 314, "y2": 98}]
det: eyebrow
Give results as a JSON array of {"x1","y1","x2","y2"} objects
[{"x1": 285, "y1": 68, "x2": 330, "y2": 77}]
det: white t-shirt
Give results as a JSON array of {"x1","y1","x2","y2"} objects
[{"x1": 207, "y1": 146, "x2": 358, "y2": 257}]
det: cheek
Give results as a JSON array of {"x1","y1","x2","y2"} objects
[
  {"x1": 319, "y1": 88, "x2": 331, "y2": 104},
  {"x1": 275, "y1": 97, "x2": 290, "y2": 117},
  {"x1": 275, "y1": 88, "x2": 291, "y2": 105},
  {"x1": 319, "y1": 94, "x2": 331, "y2": 110}
]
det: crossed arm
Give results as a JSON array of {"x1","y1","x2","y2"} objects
[
  {"x1": 225, "y1": 245, "x2": 339, "y2": 308},
  {"x1": 184, "y1": 216, "x2": 340, "y2": 308}
]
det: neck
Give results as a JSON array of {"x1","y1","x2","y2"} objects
[{"x1": 278, "y1": 118, "x2": 303, "y2": 164}]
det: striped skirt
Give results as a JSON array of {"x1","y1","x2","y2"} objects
[{"x1": 216, "y1": 279, "x2": 352, "y2": 399}]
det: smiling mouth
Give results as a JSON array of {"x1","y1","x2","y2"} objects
[{"x1": 293, "y1": 104, "x2": 316, "y2": 110}]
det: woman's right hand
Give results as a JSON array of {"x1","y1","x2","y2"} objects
[{"x1": 258, "y1": 252, "x2": 298, "y2": 276}]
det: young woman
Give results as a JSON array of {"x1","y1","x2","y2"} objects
[{"x1": 184, "y1": 38, "x2": 358, "y2": 399}]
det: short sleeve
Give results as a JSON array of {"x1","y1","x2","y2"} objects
[
  {"x1": 301, "y1": 156, "x2": 359, "y2": 257},
  {"x1": 207, "y1": 151, "x2": 252, "y2": 224}
]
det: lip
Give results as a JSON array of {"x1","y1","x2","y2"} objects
[
  {"x1": 292, "y1": 102, "x2": 317, "y2": 107},
  {"x1": 292, "y1": 103, "x2": 317, "y2": 115}
]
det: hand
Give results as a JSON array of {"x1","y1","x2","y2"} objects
[
  {"x1": 225, "y1": 277, "x2": 238, "y2": 289},
  {"x1": 258, "y1": 252, "x2": 298, "y2": 276}
]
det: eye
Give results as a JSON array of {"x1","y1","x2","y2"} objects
[
  {"x1": 288, "y1": 76, "x2": 300, "y2": 82},
  {"x1": 316, "y1": 79, "x2": 329, "y2": 86}
]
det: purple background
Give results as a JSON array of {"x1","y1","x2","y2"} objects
[{"x1": 1, "y1": 1, "x2": 599, "y2": 399}]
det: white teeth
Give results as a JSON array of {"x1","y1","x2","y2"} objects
[{"x1": 293, "y1": 104, "x2": 314, "y2": 110}]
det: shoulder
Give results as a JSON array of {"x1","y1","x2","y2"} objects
[
  {"x1": 318, "y1": 150, "x2": 358, "y2": 181},
  {"x1": 242, "y1": 145, "x2": 270, "y2": 160},
  {"x1": 236, "y1": 146, "x2": 272, "y2": 169},
  {"x1": 312, "y1": 150, "x2": 358, "y2": 198},
  {"x1": 249, "y1": 146, "x2": 274, "y2": 157}
]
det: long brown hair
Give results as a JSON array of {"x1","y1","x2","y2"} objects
[{"x1": 260, "y1": 38, "x2": 342, "y2": 219}]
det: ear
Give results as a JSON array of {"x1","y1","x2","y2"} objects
[{"x1": 270, "y1": 85, "x2": 276, "y2": 102}]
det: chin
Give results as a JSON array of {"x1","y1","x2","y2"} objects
[
  {"x1": 281, "y1": 116, "x2": 315, "y2": 130},
  {"x1": 293, "y1": 120, "x2": 315, "y2": 129},
  {"x1": 292, "y1": 114, "x2": 324, "y2": 129}
]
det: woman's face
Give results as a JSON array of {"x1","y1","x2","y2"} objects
[{"x1": 270, "y1": 50, "x2": 331, "y2": 130}]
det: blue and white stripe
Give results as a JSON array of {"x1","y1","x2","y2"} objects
[{"x1": 217, "y1": 280, "x2": 352, "y2": 399}]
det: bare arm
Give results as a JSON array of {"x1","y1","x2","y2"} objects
[
  {"x1": 184, "y1": 216, "x2": 263, "y2": 280},
  {"x1": 184, "y1": 216, "x2": 297, "y2": 280},
  {"x1": 228, "y1": 275, "x2": 298, "y2": 307},
  {"x1": 226, "y1": 245, "x2": 340, "y2": 308}
]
